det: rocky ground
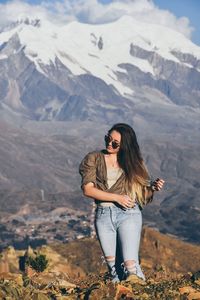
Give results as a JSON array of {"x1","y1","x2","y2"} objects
[
  {"x1": 1, "y1": 228, "x2": 200, "y2": 299},
  {"x1": 1, "y1": 270, "x2": 200, "y2": 299}
]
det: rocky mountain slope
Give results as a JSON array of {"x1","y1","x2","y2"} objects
[
  {"x1": 0, "y1": 15, "x2": 200, "y2": 244},
  {"x1": 0, "y1": 119, "x2": 200, "y2": 245},
  {"x1": 0, "y1": 16, "x2": 200, "y2": 123}
]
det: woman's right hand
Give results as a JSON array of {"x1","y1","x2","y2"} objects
[{"x1": 115, "y1": 194, "x2": 135, "y2": 209}]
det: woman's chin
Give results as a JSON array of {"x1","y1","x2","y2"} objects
[{"x1": 106, "y1": 147, "x2": 117, "y2": 154}]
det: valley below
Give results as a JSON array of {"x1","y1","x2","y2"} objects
[
  {"x1": 0, "y1": 10, "x2": 200, "y2": 299},
  {"x1": 0, "y1": 118, "x2": 200, "y2": 250}
]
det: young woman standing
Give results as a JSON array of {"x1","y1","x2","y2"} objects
[{"x1": 79, "y1": 123, "x2": 164, "y2": 282}]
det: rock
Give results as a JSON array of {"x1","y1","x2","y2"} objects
[
  {"x1": 122, "y1": 274, "x2": 147, "y2": 286},
  {"x1": 28, "y1": 270, "x2": 77, "y2": 300},
  {"x1": 26, "y1": 265, "x2": 37, "y2": 277},
  {"x1": 6, "y1": 246, "x2": 16, "y2": 256},
  {"x1": 179, "y1": 286, "x2": 200, "y2": 300},
  {"x1": 195, "y1": 279, "x2": 200, "y2": 286},
  {"x1": 30, "y1": 272, "x2": 76, "y2": 289},
  {"x1": 115, "y1": 284, "x2": 133, "y2": 299},
  {"x1": 36, "y1": 245, "x2": 85, "y2": 279},
  {"x1": 56, "y1": 296, "x2": 77, "y2": 300},
  {"x1": 29, "y1": 292, "x2": 50, "y2": 300},
  {"x1": 0, "y1": 272, "x2": 23, "y2": 286},
  {"x1": 179, "y1": 286, "x2": 197, "y2": 294},
  {"x1": 140, "y1": 293, "x2": 150, "y2": 299},
  {"x1": 55, "y1": 278, "x2": 76, "y2": 288},
  {"x1": 0, "y1": 258, "x2": 9, "y2": 273},
  {"x1": 147, "y1": 278, "x2": 156, "y2": 284},
  {"x1": 81, "y1": 282, "x2": 105, "y2": 300},
  {"x1": 187, "y1": 292, "x2": 200, "y2": 300}
]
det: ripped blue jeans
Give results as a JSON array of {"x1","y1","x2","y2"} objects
[{"x1": 95, "y1": 204, "x2": 145, "y2": 280}]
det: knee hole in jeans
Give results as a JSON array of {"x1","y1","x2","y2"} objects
[{"x1": 105, "y1": 256, "x2": 115, "y2": 262}]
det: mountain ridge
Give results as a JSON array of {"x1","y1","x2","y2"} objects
[
  {"x1": 0, "y1": 15, "x2": 200, "y2": 244},
  {"x1": 0, "y1": 15, "x2": 200, "y2": 122}
]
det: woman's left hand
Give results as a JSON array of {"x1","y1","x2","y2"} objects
[{"x1": 151, "y1": 178, "x2": 165, "y2": 191}]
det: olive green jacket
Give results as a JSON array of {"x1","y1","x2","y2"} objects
[{"x1": 79, "y1": 150, "x2": 153, "y2": 207}]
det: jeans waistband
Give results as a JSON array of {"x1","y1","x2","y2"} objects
[{"x1": 96, "y1": 203, "x2": 140, "y2": 212}]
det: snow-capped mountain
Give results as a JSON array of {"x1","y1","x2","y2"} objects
[
  {"x1": 1, "y1": 16, "x2": 200, "y2": 243},
  {"x1": 0, "y1": 15, "x2": 200, "y2": 123}
]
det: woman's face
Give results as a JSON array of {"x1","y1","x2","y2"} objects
[{"x1": 105, "y1": 130, "x2": 121, "y2": 154}]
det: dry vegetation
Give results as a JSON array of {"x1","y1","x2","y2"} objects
[{"x1": 1, "y1": 227, "x2": 200, "y2": 299}]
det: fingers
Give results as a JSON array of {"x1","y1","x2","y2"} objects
[
  {"x1": 157, "y1": 179, "x2": 165, "y2": 190},
  {"x1": 121, "y1": 195, "x2": 135, "y2": 209},
  {"x1": 153, "y1": 178, "x2": 165, "y2": 191}
]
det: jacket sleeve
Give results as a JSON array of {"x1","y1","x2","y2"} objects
[
  {"x1": 79, "y1": 152, "x2": 97, "y2": 189},
  {"x1": 143, "y1": 186, "x2": 154, "y2": 204}
]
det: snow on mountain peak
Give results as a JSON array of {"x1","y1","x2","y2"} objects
[
  {"x1": 1, "y1": 15, "x2": 200, "y2": 95},
  {"x1": 17, "y1": 17, "x2": 41, "y2": 28}
]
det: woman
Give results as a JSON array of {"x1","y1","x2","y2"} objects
[{"x1": 79, "y1": 123, "x2": 164, "y2": 282}]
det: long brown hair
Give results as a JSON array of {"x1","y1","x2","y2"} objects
[{"x1": 108, "y1": 123, "x2": 150, "y2": 203}]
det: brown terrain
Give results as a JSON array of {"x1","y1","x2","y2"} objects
[
  {"x1": 1, "y1": 227, "x2": 200, "y2": 299},
  {"x1": 1, "y1": 120, "x2": 200, "y2": 246}
]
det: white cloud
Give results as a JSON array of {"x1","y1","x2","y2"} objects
[
  {"x1": 0, "y1": 0, "x2": 194, "y2": 40},
  {"x1": 0, "y1": 1, "x2": 50, "y2": 26}
]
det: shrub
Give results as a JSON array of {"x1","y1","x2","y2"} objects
[{"x1": 27, "y1": 254, "x2": 48, "y2": 273}]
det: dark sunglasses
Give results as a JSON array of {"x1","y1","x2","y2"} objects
[{"x1": 104, "y1": 135, "x2": 120, "y2": 149}]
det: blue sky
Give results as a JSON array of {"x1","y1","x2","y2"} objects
[
  {"x1": 153, "y1": 0, "x2": 200, "y2": 46},
  {"x1": 0, "y1": 0, "x2": 199, "y2": 46}
]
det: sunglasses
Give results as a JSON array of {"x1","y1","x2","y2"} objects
[{"x1": 104, "y1": 135, "x2": 120, "y2": 149}]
